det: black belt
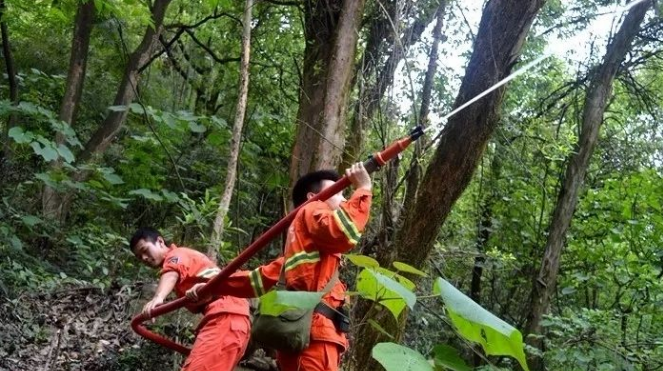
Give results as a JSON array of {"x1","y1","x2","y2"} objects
[
  {"x1": 314, "y1": 303, "x2": 351, "y2": 333},
  {"x1": 314, "y1": 303, "x2": 337, "y2": 320}
]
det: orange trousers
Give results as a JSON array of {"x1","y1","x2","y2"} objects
[
  {"x1": 182, "y1": 313, "x2": 251, "y2": 371},
  {"x1": 277, "y1": 341, "x2": 342, "y2": 371}
]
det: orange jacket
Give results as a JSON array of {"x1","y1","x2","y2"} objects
[
  {"x1": 218, "y1": 188, "x2": 372, "y2": 349},
  {"x1": 161, "y1": 246, "x2": 250, "y2": 321}
]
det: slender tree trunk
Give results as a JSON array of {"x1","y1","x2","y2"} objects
[
  {"x1": 208, "y1": 0, "x2": 253, "y2": 260},
  {"x1": 55, "y1": 0, "x2": 172, "y2": 222},
  {"x1": 0, "y1": 0, "x2": 18, "y2": 169},
  {"x1": 76, "y1": 0, "x2": 172, "y2": 164},
  {"x1": 470, "y1": 148, "x2": 502, "y2": 305},
  {"x1": 347, "y1": 1, "x2": 546, "y2": 369},
  {"x1": 289, "y1": 0, "x2": 365, "y2": 187},
  {"x1": 403, "y1": 3, "x2": 445, "y2": 206},
  {"x1": 524, "y1": 3, "x2": 651, "y2": 369},
  {"x1": 42, "y1": 0, "x2": 95, "y2": 221}
]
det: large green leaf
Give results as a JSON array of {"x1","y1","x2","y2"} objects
[
  {"x1": 346, "y1": 254, "x2": 380, "y2": 268},
  {"x1": 393, "y1": 261, "x2": 427, "y2": 277},
  {"x1": 357, "y1": 268, "x2": 416, "y2": 320},
  {"x1": 432, "y1": 344, "x2": 471, "y2": 371},
  {"x1": 8, "y1": 127, "x2": 34, "y2": 144},
  {"x1": 372, "y1": 342, "x2": 433, "y2": 371},
  {"x1": 434, "y1": 278, "x2": 530, "y2": 371},
  {"x1": 56, "y1": 144, "x2": 75, "y2": 163},
  {"x1": 30, "y1": 141, "x2": 58, "y2": 162},
  {"x1": 258, "y1": 290, "x2": 323, "y2": 316}
]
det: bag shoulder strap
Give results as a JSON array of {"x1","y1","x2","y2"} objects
[{"x1": 321, "y1": 266, "x2": 339, "y2": 294}]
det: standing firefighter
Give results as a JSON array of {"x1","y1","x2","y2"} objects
[
  {"x1": 129, "y1": 228, "x2": 251, "y2": 371},
  {"x1": 188, "y1": 162, "x2": 373, "y2": 371}
]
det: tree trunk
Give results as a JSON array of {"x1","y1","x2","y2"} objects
[
  {"x1": 403, "y1": 3, "x2": 445, "y2": 207},
  {"x1": 208, "y1": 0, "x2": 253, "y2": 261},
  {"x1": 524, "y1": 2, "x2": 651, "y2": 369},
  {"x1": 0, "y1": 0, "x2": 18, "y2": 170},
  {"x1": 54, "y1": 0, "x2": 172, "y2": 222},
  {"x1": 347, "y1": 1, "x2": 545, "y2": 369},
  {"x1": 342, "y1": 0, "x2": 444, "y2": 170},
  {"x1": 41, "y1": 0, "x2": 95, "y2": 221},
  {"x1": 470, "y1": 144, "x2": 503, "y2": 367},
  {"x1": 289, "y1": 0, "x2": 365, "y2": 187},
  {"x1": 76, "y1": 0, "x2": 172, "y2": 164}
]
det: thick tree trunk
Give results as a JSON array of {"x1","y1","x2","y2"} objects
[
  {"x1": 208, "y1": 0, "x2": 253, "y2": 260},
  {"x1": 347, "y1": 1, "x2": 546, "y2": 369},
  {"x1": 76, "y1": 0, "x2": 172, "y2": 164},
  {"x1": 289, "y1": 0, "x2": 365, "y2": 187},
  {"x1": 342, "y1": 0, "x2": 444, "y2": 170},
  {"x1": 41, "y1": 0, "x2": 95, "y2": 221},
  {"x1": 0, "y1": 0, "x2": 18, "y2": 169},
  {"x1": 524, "y1": 2, "x2": 651, "y2": 369}
]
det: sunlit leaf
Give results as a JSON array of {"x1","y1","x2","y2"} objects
[
  {"x1": 346, "y1": 254, "x2": 380, "y2": 268},
  {"x1": 434, "y1": 278, "x2": 530, "y2": 371},
  {"x1": 393, "y1": 261, "x2": 427, "y2": 277},
  {"x1": 357, "y1": 268, "x2": 416, "y2": 320}
]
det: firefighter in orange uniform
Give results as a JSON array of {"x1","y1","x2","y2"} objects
[
  {"x1": 130, "y1": 227, "x2": 251, "y2": 371},
  {"x1": 188, "y1": 162, "x2": 372, "y2": 371}
]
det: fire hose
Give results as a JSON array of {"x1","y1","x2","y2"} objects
[{"x1": 131, "y1": 126, "x2": 425, "y2": 355}]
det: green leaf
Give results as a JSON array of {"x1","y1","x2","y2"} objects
[
  {"x1": 432, "y1": 344, "x2": 471, "y2": 371},
  {"x1": 434, "y1": 278, "x2": 530, "y2": 371},
  {"x1": 129, "y1": 103, "x2": 145, "y2": 114},
  {"x1": 129, "y1": 188, "x2": 164, "y2": 201},
  {"x1": 35, "y1": 172, "x2": 60, "y2": 188},
  {"x1": 100, "y1": 168, "x2": 124, "y2": 185},
  {"x1": 188, "y1": 121, "x2": 207, "y2": 133},
  {"x1": 30, "y1": 141, "x2": 58, "y2": 162},
  {"x1": 372, "y1": 342, "x2": 433, "y2": 371},
  {"x1": 21, "y1": 215, "x2": 42, "y2": 227},
  {"x1": 211, "y1": 116, "x2": 227, "y2": 128},
  {"x1": 393, "y1": 261, "x2": 427, "y2": 277},
  {"x1": 346, "y1": 254, "x2": 380, "y2": 268},
  {"x1": 56, "y1": 144, "x2": 75, "y2": 163},
  {"x1": 161, "y1": 189, "x2": 180, "y2": 203},
  {"x1": 357, "y1": 268, "x2": 416, "y2": 320},
  {"x1": 8, "y1": 127, "x2": 34, "y2": 144},
  {"x1": 258, "y1": 290, "x2": 323, "y2": 316},
  {"x1": 561, "y1": 286, "x2": 576, "y2": 295},
  {"x1": 108, "y1": 105, "x2": 129, "y2": 112},
  {"x1": 7, "y1": 234, "x2": 23, "y2": 251}
]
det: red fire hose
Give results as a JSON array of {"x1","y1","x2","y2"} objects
[{"x1": 131, "y1": 126, "x2": 424, "y2": 354}]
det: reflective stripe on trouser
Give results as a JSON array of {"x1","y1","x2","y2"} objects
[
  {"x1": 277, "y1": 341, "x2": 342, "y2": 371},
  {"x1": 182, "y1": 314, "x2": 251, "y2": 371}
]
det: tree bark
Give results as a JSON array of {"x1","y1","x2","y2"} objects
[
  {"x1": 342, "y1": 0, "x2": 444, "y2": 170},
  {"x1": 76, "y1": 0, "x2": 172, "y2": 164},
  {"x1": 288, "y1": 0, "x2": 365, "y2": 188},
  {"x1": 347, "y1": 1, "x2": 545, "y2": 369},
  {"x1": 0, "y1": 0, "x2": 18, "y2": 169},
  {"x1": 41, "y1": 0, "x2": 95, "y2": 221},
  {"x1": 208, "y1": 0, "x2": 253, "y2": 260},
  {"x1": 524, "y1": 2, "x2": 651, "y2": 368}
]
